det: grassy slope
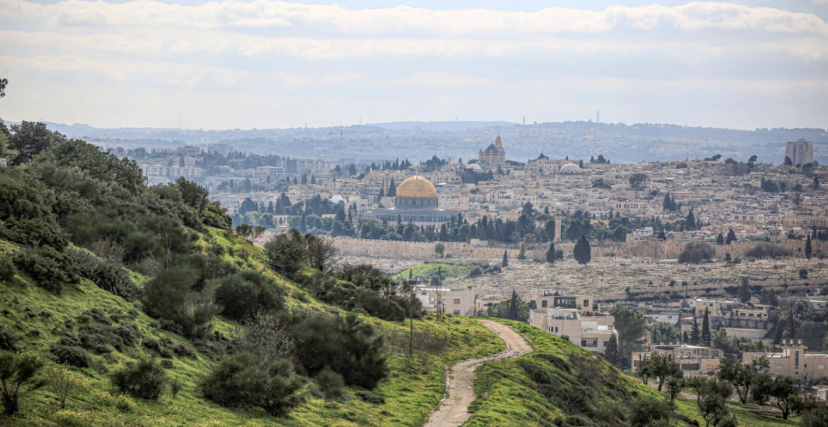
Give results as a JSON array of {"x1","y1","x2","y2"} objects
[
  {"x1": 394, "y1": 261, "x2": 478, "y2": 281},
  {"x1": 466, "y1": 320, "x2": 798, "y2": 427},
  {"x1": 0, "y1": 228, "x2": 505, "y2": 426}
]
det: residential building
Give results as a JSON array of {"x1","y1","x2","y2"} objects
[
  {"x1": 633, "y1": 344, "x2": 723, "y2": 375},
  {"x1": 529, "y1": 308, "x2": 616, "y2": 353}
]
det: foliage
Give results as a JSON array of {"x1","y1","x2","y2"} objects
[
  {"x1": 0, "y1": 327, "x2": 20, "y2": 353},
  {"x1": 744, "y1": 244, "x2": 791, "y2": 259},
  {"x1": 610, "y1": 308, "x2": 648, "y2": 368},
  {"x1": 678, "y1": 242, "x2": 715, "y2": 264},
  {"x1": 641, "y1": 352, "x2": 683, "y2": 391},
  {"x1": 214, "y1": 270, "x2": 284, "y2": 322},
  {"x1": 573, "y1": 235, "x2": 591, "y2": 265},
  {"x1": 46, "y1": 365, "x2": 89, "y2": 410},
  {"x1": 264, "y1": 229, "x2": 306, "y2": 278},
  {"x1": 50, "y1": 346, "x2": 92, "y2": 368},
  {"x1": 717, "y1": 357, "x2": 753, "y2": 403},
  {"x1": 140, "y1": 265, "x2": 221, "y2": 339},
  {"x1": 234, "y1": 311, "x2": 294, "y2": 365},
  {"x1": 9, "y1": 121, "x2": 65, "y2": 164},
  {"x1": 0, "y1": 256, "x2": 14, "y2": 282},
  {"x1": 629, "y1": 395, "x2": 671, "y2": 427},
  {"x1": 313, "y1": 367, "x2": 345, "y2": 401},
  {"x1": 0, "y1": 352, "x2": 46, "y2": 416},
  {"x1": 111, "y1": 358, "x2": 167, "y2": 400},
  {"x1": 69, "y1": 248, "x2": 138, "y2": 301},
  {"x1": 200, "y1": 352, "x2": 305, "y2": 417}
]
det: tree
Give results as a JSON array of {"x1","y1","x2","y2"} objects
[
  {"x1": 502, "y1": 250, "x2": 508, "y2": 267},
  {"x1": 717, "y1": 358, "x2": 753, "y2": 403},
  {"x1": 305, "y1": 234, "x2": 337, "y2": 272},
  {"x1": 0, "y1": 353, "x2": 46, "y2": 415},
  {"x1": 46, "y1": 366, "x2": 87, "y2": 410},
  {"x1": 691, "y1": 315, "x2": 701, "y2": 345},
  {"x1": 738, "y1": 277, "x2": 751, "y2": 303},
  {"x1": 805, "y1": 235, "x2": 812, "y2": 259},
  {"x1": 264, "y1": 230, "x2": 306, "y2": 278},
  {"x1": 785, "y1": 309, "x2": 798, "y2": 340},
  {"x1": 629, "y1": 395, "x2": 672, "y2": 427},
  {"x1": 667, "y1": 377, "x2": 685, "y2": 403},
  {"x1": 545, "y1": 242, "x2": 555, "y2": 264},
  {"x1": 9, "y1": 121, "x2": 66, "y2": 164},
  {"x1": 750, "y1": 372, "x2": 773, "y2": 405},
  {"x1": 628, "y1": 173, "x2": 648, "y2": 188},
  {"x1": 573, "y1": 235, "x2": 591, "y2": 266},
  {"x1": 769, "y1": 376, "x2": 797, "y2": 419},
  {"x1": 813, "y1": 175, "x2": 820, "y2": 190},
  {"x1": 702, "y1": 308, "x2": 711, "y2": 346},
  {"x1": 521, "y1": 201, "x2": 534, "y2": 216},
  {"x1": 649, "y1": 352, "x2": 683, "y2": 392},
  {"x1": 726, "y1": 229, "x2": 737, "y2": 244},
  {"x1": 685, "y1": 209, "x2": 696, "y2": 231},
  {"x1": 699, "y1": 392, "x2": 728, "y2": 427},
  {"x1": 509, "y1": 289, "x2": 519, "y2": 321},
  {"x1": 604, "y1": 335, "x2": 619, "y2": 367},
  {"x1": 387, "y1": 179, "x2": 396, "y2": 197},
  {"x1": 434, "y1": 242, "x2": 445, "y2": 258},
  {"x1": 610, "y1": 308, "x2": 648, "y2": 368},
  {"x1": 678, "y1": 242, "x2": 715, "y2": 264},
  {"x1": 716, "y1": 233, "x2": 724, "y2": 245}
]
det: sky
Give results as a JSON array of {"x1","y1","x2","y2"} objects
[{"x1": 1, "y1": 0, "x2": 827, "y2": 130}]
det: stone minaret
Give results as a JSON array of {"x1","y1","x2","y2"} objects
[{"x1": 554, "y1": 213, "x2": 561, "y2": 242}]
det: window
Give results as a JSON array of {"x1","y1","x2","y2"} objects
[
  {"x1": 453, "y1": 310, "x2": 460, "y2": 315},
  {"x1": 453, "y1": 298, "x2": 461, "y2": 305},
  {"x1": 583, "y1": 299, "x2": 589, "y2": 307},
  {"x1": 819, "y1": 365, "x2": 825, "y2": 370},
  {"x1": 542, "y1": 300, "x2": 548, "y2": 308},
  {"x1": 795, "y1": 351, "x2": 800, "y2": 370}
]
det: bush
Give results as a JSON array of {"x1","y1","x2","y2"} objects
[
  {"x1": 314, "y1": 367, "x2": 345, "y2": 401},
  {"x1": 355, "y1": 390, "x2": 385, "y2": 404},
  {"x1": 111, "y1": 359, "x2": 167, "y2": 400},
  {"x1": 467, "y1": 266, "x2": 483, "y2": 277},
  {"x1": 201, "y1": 352, "x2": 305, "y2": 417},
  {"x1": 70, "y1": 248, "x2": 139, "y2": 301},
  {"x1": 678, "y1": 242, "x2": 715, "y2": 264},
  {"x1": 214, "y1": 271, "x2": 284, "y2": 322},
  {"x1": 50, "y1": 346, "x2": 92, "y2": 368},
  {"x1": 172, "y1": 343, "x2": 195, "y2": 358},
  {"x1": 140, "y1": 265, "x2": 221, "y2": 339},
  {"x1": 629, "y1": 396, "x2": 672, "y2": 427},
  {"x1": 112, "y1": 324, "x2": 141, "y2": 347},
  {"x1": 0, "y1": 255, "x2": 15, "y2": 282},
  {"x1": 0, "y1": 352, "x2": 46, "y2": 416},
  {"x1": 744, "y1": 243, "x2": 792, "y2": 259},
  {"x1": 0, "y1": 327, "x2": 21, "y2": 353},
  {"x1": 288, "y1": 312, "x2": 387, "y2": 389},
  {"x1": 13, "y1": 246, "x2": 79, "y2": 293},
  {"x1": 160, "y1": 360, "x2": 174, "y2": 369},
  {"x1": 264, "y1": 230, "x2": 306, "y2": 278}
]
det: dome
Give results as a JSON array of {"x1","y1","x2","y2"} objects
[
  {"x1": 396, "y1": 176, "x2": 437, "y2": 198},
  {"x1": 560, "y1": 163, "x2": 582, "y2": 171},
  {"x1": 467, "y1": 163, "x2": 482, "y2": 171}
]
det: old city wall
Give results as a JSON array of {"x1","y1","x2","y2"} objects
[
  {"x1": 334, "y1": 237, "x2": 824, "y2": 262},
  {"x1": 621, "y1": 239, "x2": 826, "y2": 259},
  {"x1": 333, "y1": 237, "x2": 624, "y2": 261}
]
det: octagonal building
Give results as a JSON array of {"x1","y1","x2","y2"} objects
[{"x1": 368, "y1": 176, "x2": 459, "y2": 226}]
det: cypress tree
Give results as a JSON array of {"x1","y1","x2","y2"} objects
[
  {"x1": 805, "y1": 235, "x2": 813, "y2": 259},
  {"x1": 690, "y1": 315, "x2": 700, "y2": 345},
  {"x1": 509, "y1": 289, "x2": 519, "y2": 321},
  {"x1": 785, "y1": 310, "x2": 798, "y2": 340},
  {"x1": 814, "y1": 175, "x2": 820, "y2": 189},
  {"x1": 702, "y1": 308, "x2": 711, "y2": 346},
  {"x1": 716, "y1": 233, "x2": 724, "y2": 245},
  {"x1": 573, "y1": 235, "x2": 591, "y2": 266},
  {"x1": 502, "y1": 250, "x2": 509, "y2": 267},
  {"x1": 774, "y1": 323, "x2": 783, "y2": 345},
  {"x1": 685, "y1": 209, "x2": 696, "y2": 231},
  {"x1": 388, "y1": 179, "x2": 396, "y2": 197},
  {"x1": 546, "y1": 242, "x2": 555, "y2": 264},
  {"x1": 738, "y1": 277, "x2": 751, "y2": 303},
  {"x1": 299, "y1": 215, "x2": 307, "y2": 234},
  {"x1": 605, "y1": 335, "x2": 619, "y2": 367}
]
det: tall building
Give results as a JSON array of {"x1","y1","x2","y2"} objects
[
  {"x1": 785, "y1": 138, "x2": 813, "y2": 166},
  {"x1": 478, "y1": 135, "x2": 506, "y2": 165}
]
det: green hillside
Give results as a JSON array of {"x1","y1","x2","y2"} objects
[
  {"x1": 467, "y1": 320, "x2": 801, "y2": 427},
  {"x1": 394, "y1": 261, "x2": 480, "y2": 281}
]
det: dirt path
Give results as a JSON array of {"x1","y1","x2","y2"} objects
[{"x1": 423, "y1": 319, "x2": 533, "y2": 427}]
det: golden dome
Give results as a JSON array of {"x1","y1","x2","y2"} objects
[{"x1": 396, "y1": 176, "x2": 437, "y2": 198}]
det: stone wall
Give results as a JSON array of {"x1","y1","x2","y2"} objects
[{"x1": 621, "y1": 239, "x2": 826, "y2": 259}]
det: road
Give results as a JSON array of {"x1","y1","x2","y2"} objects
[{"x1": 423, "y1": 319, "x2": 533, "y2": 427}]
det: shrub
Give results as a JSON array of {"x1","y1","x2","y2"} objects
[
  {"x1": 0, "y1": 327, "x2": 21, "y2": 353},
  {"x1": 355, "y1": 390, "x2": 385, "y2": 404},
  {"x1": 13, "y1": 246, "x2": 79, "y2": 293},
  {"x1": 46, "y1": 366, "x2": 89, "y2": 410},
  {"x1": 745, "y1": 243, "x2": 792, "y2": 259},
  {"x1": 288, "y1": 312, "x2": 388, "y2": 389},
  {"x1": 678, "y1": 242, "x2": 715, "y2": 264},
  {"x1": 0, "y1": 256, "x2": 15, "y2": 282},
  {"x1": 170, "y1": 378, "x2": 182, "y2": 399},
  {"x1": 111, "y1": 359, "x2": 167, "y2": 400},
  {"x1": 50, "y1": 346, "x2": 92, "y2": 368},
  {"x1": 314, "y1": 367, "x2": 345, "y2": 401},
  {"x1": 214, "y1": 271, "x2": 284, "y2": 322},
  {"x1": 142, "y1": 338, "x2": 162, "y2": 352},
  {"x1": 140, "y1": 265, "x2": 221, "y2": 339},
  {"x1": 201, "y1": 352, "x2": 305, "y2": 417},
  {"x1": 629, "y1": 396, "x2": 672, "y2": 427},
  {"x1": 0, "y1": 352, "x2": 46, "y2": 416},
  {"x1": 160, "y1": 360, "x2": 174, "y2": 369},
  {"x1": 112, "y1": 324, "x2": 141, "y2": 347},
  {"x1": 264, "y1": 230, "x2": 306, "y2": 278},
  {"x1": 467, "y1": 266, "x2": 483, "y2": 278},
  {"x1": 70, "y1": 249, "x2": 139, "y2": 301},
  {"x1": 82, "y1": 308, "x2": 111, "y2": 325}
]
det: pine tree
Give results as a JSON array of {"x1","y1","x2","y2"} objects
[
  {"x1": 299, "y1": 215, "x2": 307, "y2": 234},
  {"x1": 690, "y1": 315, "x2": 700, "y2": 345},
  {"x1": 509, "y1": 289, "x2": 519, "y2": 321},
  {"x1": 502, "y1": 250, "x2": 509, "y2": 268},
  {"x1": 605, "y1": 335, "x2": 619, "y2": 366},
  {"x1": 439, "y1": 224, "x2": 448, "y2": 242},
  {"x1": 702, "y1": 308, "x2": 711, "y2": 346},
  {"x1": 773, "y1": 323, "x2": 783, "y2": 345},
  {"x1": 716, "y1": 233, "x2": 724, "y2": 245},
  {"x1": 814, "y1": 175, "x2": 820, "y2": 190},
  {"x1": 379, "y1": 187, "x2": 385, "y2": 198},
  {"x1": 573, "y1": 235, "x2": 591, "y2": 266},
  {"x1": 726, "y1": 229, "x2": 737, "y2": 245},
  {"x1": 805, "y1": 235, "x2": 813, "y2": 259},
  {"x1": 546, "y1": 242, "x2": 556, "y2": 264},
  {"x1": 738, "y1": 277, "x2": 751, "y2": 303}
]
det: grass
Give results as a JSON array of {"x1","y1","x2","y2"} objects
[
  {"x1": 0, "y1": 230, "x2": 505, "y2": 426},
  {"x1": 394, "y1": 261, "x2": 479, "y2": 281},
  {"x1": 465, "y1": 319, "x2": 799, "y2": 427}
]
